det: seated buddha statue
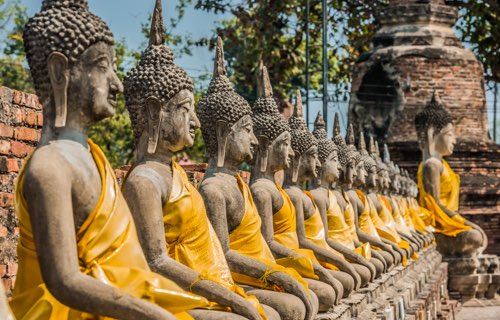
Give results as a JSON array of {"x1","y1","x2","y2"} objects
[
  {"x1": 196, "y1": 41, "x2": 318, "y2": 320},
  {"x1": 414, "y1": 92, "x2": 486, "y2": 257},
  {"x1": 249, "y1": 65, "x2": 342, "y2": 310},
  {"x1": 11, "y1": 1, "x2": 209, "y2": 319},
  {"x1": 308, "y1": 112, "x2": 377, "y2": 284},
  {"x1": 122, "y1": 8, "x2": 275, "y2": 318},
  {"x1": 282, "y1": 92, "x2": 361, "y2": 298},
  {"x1": 332, "y1": 118, "x2": 399, "y2": 272}
]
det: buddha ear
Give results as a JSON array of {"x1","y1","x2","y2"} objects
[
  {"x1": 146, "y1": 96, "x2": 162, "y2": 154},
  {"x1": 257, "y1": 135, "x2": 270, "y2": 173},
  {"x1": 426, "y1": 126, "x2": 435, "y2": 156},
  {"x1": 47, "y1": 52, "x2": 70, "y2": 128},
  {"x1": 216, "y1": 120, "x2": 230, "y2": 167},
  {"x1": 291, "y1": 153, "x2": 301, "y2": 183}
]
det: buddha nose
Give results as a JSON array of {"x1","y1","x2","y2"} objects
[
  {"x1": 191, "y1": 111, "x2": 201, "y2": 129},
  {"x1": 250, "y1": 131, "x2": 258, "y2": 148}
]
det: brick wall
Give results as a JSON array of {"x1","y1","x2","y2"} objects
[{"x1": 0, "y1": 86, "x2": 42, "y2": 295}]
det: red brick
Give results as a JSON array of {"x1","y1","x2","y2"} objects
[
  {"x1": 0, "y1": 140, "x2": 10, "y2": 155},
  {"x1": 0, "y1": 225, "x2": 7, "y2": 237},
  {"x1": 3, "y1": 279, "x2": 12, "y2": 292},
  {"x1": 14, "y1": 127, "x2": 39, "y2": 142},
  {"x1": 37, "y1": 113, "x2": 43, "y2": 126},
  {"x1": 0, "y1": 157, "x2": 18, "y2": 173},
  {"x1": 0, "y1": 192, "x2": 13, "y2": 207},
  {"x1": 13, "y1": 108, "x2": 24, "y2": 124},
  {"x1": 25, "y1": 110, "x2": 39, "y2": 126},
  {"x1": 0, "y1": 124, "x2": 13, "y2": 138},
  {"x1": 7, "y1": 262, "x2": 17, "y2": 276},
  {"x1": 0, "y1": 264, "x2": 6, "y2": 277},
  {"x1": 11, "y1": 141, "x2": 32, "y2": 157}
]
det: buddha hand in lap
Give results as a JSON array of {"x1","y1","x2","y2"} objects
[
  {"x1": 11, "y1": 1, "x2": 208, "y2": 319},
  {"x1": 122, "y1": 10, "x2": 270, "y2": 319},
  {"x1": 415, "y1": 92, "x2": 486, "y2": 257},
  {"x1": 196, "y1": 40, "x2": 317, "y2": 320}
]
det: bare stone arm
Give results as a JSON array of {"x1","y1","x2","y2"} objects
[
  {"x1": 123, "y1": 171, "x2": 261, "y2": 320},
  {"x1": 24, "y1": 155, "x2": 175, "y2": 320},
  {"x1": 288, "y1": 190, "x2": 362, "y2": 288},
  {"x1": 199, "y1": 183, "x2": 314, "y2": 319}
]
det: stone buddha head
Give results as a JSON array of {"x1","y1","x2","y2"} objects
[
  {"x1": 369, "y1": 140, "x2": 389, "y2": 192},
  {"x1": 251, "y1": 65, "x2": 293, "y2": 174},
  {"x1": 124, "y1": 0, "x2": 197, "y2": 156},
  {"x1": 23, "y1": 0, "x2": 122, "y2": 132},
  {"x1": 359, "y1": 134, "x2": 378, "y2": 190},
  {"x1": 383, "y1": 144, "x2": 400, "y2": 194},
  {"x1": 197, "y1": 38, "x2": 257, "y2": 169},
  {"x1": 415, "y1": 91, "x2": 456, "y2": 159},
  {"x1": 312, "y1": 112, "x2": 340, "y2": 184},
  {"x1": 346, "y1": 124, "x2": 366, "y2": 187},
  {"x1": 332, "y1": 114, "x2": 357, "y2": 187},
  {"x1": 288, "y1": 91, "x2": 320, "y2": 183}
]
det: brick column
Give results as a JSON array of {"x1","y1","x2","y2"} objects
[{"x1": 0, "y1": 86, "x2": 42, "y2": 295}]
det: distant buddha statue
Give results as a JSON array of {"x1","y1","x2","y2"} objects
[
  {"x1": 282, "y1": 92, "x2": 361, "y2": 298},
  {"x1": 11, "y1": 0, "x2": 208, "y2": 319},
  {"x1": 415, "y1": 92, "x2": 487, "y2": 257},
  {"x1": 122, "y1": 5, "x2": 272, "y2": 318},
  {"x1": 249, "y1": 65, "x2": 341, "y2": 310},
  {"x1": 196, "y1": 38, "x2": 317, "y2": 320}
]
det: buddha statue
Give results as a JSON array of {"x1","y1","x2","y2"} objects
[
  {"x1": 414, "y1": 92, "x2": 486, "y2": 257},
  {"x1": 122, "y1": 7, "x2": 275, "y2": 318},
  {"x1": 332, "y1": 116, "x2": 398, "y2": 272},
  {"x1": 282, "y1": 92, "x2": 361, "y2": 298},
  {"x1": 0, "y1": 284, "x2": 14, "y2": 320},
  {"x1": 308, "y1": 112, "x2": 378, "y2": 284},
  {"x1": 367, "y1": 141, "x2": 412, "y2": 264},
  {"x1": 196, "y1": 39, "x2": 317, "y2": 320},
  {"x1": 12, "y1": 1, "x2": 209, "y2": 319},
  {"x1": 249, "y1": 65, "x2": 342, "y2": 310}
]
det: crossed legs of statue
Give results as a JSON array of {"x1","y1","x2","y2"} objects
[{"x1": 189, "y1": 307, "x2": 280, "y2": 320}]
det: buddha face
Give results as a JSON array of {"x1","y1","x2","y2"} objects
[
  {"x1": 66, "y1": 42, "x2": 123, "y2": 125},
  {"x1": 434, "y1": 123, "x2": 456, "y2": 156},
  {"x1": 158, "y1": 89, "x2": 198, "y2": 152},
  {"x1": 341, "y1": 158, "x2": 356, "y2": 186},
  {"x1": 321, "y1": 150, "x2": 340, "y2": 183},
  {"x1": 390, "y1": 174, "x2": 400, "y2": 194},
  {"x1": 366, "y1": 166, "x2": 377, "y2": 189},
  {"x1": 268, "y1": 131, "x2": 294, "y2": 171},
  {"x1": 298, "y1": 145, "x2": 321, "y2": 180},
  {"x1": 224, "y1": 115, "x2": 258, "y2": 165},
  {"x1": 355, "y1": 160, "x2": 367, "y2": 186}
]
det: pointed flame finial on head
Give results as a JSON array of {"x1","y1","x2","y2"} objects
[
  {"x1": 333, "y1": 112, "x2": 341, "y2": 136},
  {"x1": 346, "y1": 123, "x2": 355, "y2": 146},
  {"x1": 359, "y1": 130, "x2": 366, "y2": 151},
  {"x1": 149, "y1": 0, "x2": 165, "y2": 46},
  {"x1": 368, "y1": 136, "x2": 375, "y2": 154},
  {"x1": 383, "y1": 143, "x2": 391, "y2": 164},
  {"x1": 213, "y1": 36, "x2": 227, "y2": 78},
  {"x1": 314, "y1": 112, "x2": 326, "y2": 130},
  {"x1": 257, "y1": 64, "x2": 273, "y2": 98},
  {"x1": 375, "y1": 141, "x2": 380, "y2": 157},
  {"x1": 294, "y1": 90, "x2": 304, "y2": 118}
]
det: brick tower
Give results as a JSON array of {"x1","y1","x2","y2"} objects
[{"x1": 348, "y1": 0, "x2": 500, "y2": 254}]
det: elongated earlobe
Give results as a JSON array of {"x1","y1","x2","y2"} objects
[
  {"x1": 257, "y1": 136, "x2": 269, "y2": 173},
  {"x1": 291, "y1": 154, "x2": 301, "y2": 183},
  {"x1": 146, "y1": 97, "x2": 162, "y2": 154},
  {"x1": 47, "y1": 52, "x2": 70, "y2": 128},
  {"x1": 216, "y1": 120, "x2": 230, "y2": 167}
]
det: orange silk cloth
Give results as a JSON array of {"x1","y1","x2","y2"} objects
[
  {"x1": 303, "y1": 191, "x2": 343, "y2": 270},
  {"x1": 164, "y1": 161, "x2": 266, "y2": 318},
  {"x1": 406, "y1": 198, "x2": 432, "y2": 234},
  {"x1": 272, "y1": 183, "x2": 319, "y2": 280},
  {"x1": 325, "y1": 190, "x2": 355, "y2": 250},
  {"x1": 417, "y1": 160, "x2": 472, "y2": 237},
  {"x1": 11, "y1": 140, "x2": 208, "y2": 320},
  {"x1": 229, "y1": 175, "x2": 309, "y2": 292},
  {"x1": 355, "y1": 190, "x2": 381, "y2": 241}
]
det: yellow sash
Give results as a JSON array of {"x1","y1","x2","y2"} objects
[
  {"x1": 407, "y1": 198, "x2": 431, "y2": 233},
  {"x1": 164, "y1": 161, "x2": 266, "y2": 318},
  {"x1": 229, "y1": 175, "x2": 309, "y2": 293},
  {"x1": 303, "y1": 192, "x2": 343, "y2": 270},
  {"x1": 355, "y1": 190, "x2": 381, "y2": 241},
  {"x1": 389, "y1": 195, "x2": 412, "y2": 237},
  {"x1": 417, "y1": 160, "x2": 471, "y2": 237},
  {"x1": 273, "y1": 184, "x2": 319, "y2": 280},
  {"x1": 11, "y1": 140, "x2": 208, "y2": 320},
  {"x1": 341, "y1": 191, "x2": 360, "y2": 242},
  {"x1": 326, "y1": 190, "x2": 355, "y2": 250}
]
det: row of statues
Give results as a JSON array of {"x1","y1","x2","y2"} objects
[{"x1": 5, "y1": 0, "x2": 488, "y2": 319}]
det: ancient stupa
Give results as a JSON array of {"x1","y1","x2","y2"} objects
[{"x1": 348, "y1": 0, "x2": 500, "y2": 254}]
